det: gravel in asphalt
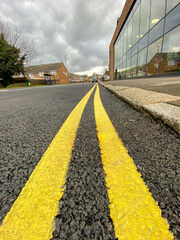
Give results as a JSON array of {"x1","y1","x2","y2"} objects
[
  {"x1": 0, "y1": 84, "x2": 92, "y2": 225},
  {"x1": 99, "y1": 85, "x2": 180, "y2": 239},
  {"x1": 51, "y1": 90, "x2": 115, "y2": 240},
  {"x1": 0, "y1": 84, "x2": 179, "y2": 239}
]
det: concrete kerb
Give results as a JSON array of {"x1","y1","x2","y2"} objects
[{"x1": 100, "y1": 83, "x2": 180, "y2": 134}]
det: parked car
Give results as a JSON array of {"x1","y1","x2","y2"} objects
[{"x1": 92, "y1": 77, "x2": 98, "y2": 83}]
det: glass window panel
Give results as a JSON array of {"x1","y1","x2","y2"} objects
[
  {"x1": 138, "y1": 33, "x2": 148, "y2": 51},
  {"x1": 119, "y1": 37, "x2": 122, "y2": 58},
  {"x1": 122, "y1": 37, "x2": 124, "y2": 59},
  {"x1": 161, "y1": 26, "x2": 180, "y2": 74},
  {"x1": 128, "y1": 9, "x2": 133, "y2": 21},
  {"x1": 122, "y1": 53, "x2": 127, "y2": 63},
  {"x1": 149, "y1": 19, "x2": 164, "y2": 44},
  {"x1": 127, "y1": 19, "x2": 133, "y2": 50},
  {"x1": 119, "y1": 63, "x2": 123, "y2": 78},
  {"x1": 119, "y1": 57, "x2": 123, "y2": 64},
  {"x1": 130, "y1": 54, "x2": 137, "y2": 77},
  {"x1": 137, "y1": 47, "x2": 147, "y2": 77},
  {"x1": 166, "y1": 0, "x2": 180, "y2": 14},
  {"x1": 124, "y1": 27, "x2": 128, "y2": 55},
  {"x1": 116, "y1": 41, "x2": 118, "y2": 63},
  {"x1": 164, "y1": 4, "x2": 180, "y2": 34},
  {"x1": 29, "y1": 74, "x2": 34, "y2": 78},
  {"x1": 131, "y1": 42, "x2": 138, "y2": 56},
  {"x1": 147, "y1": 38, "x2": 162, "y2": 75},
  {"x1": 140, "y1": 0, "x2": 150, "y2": 38},
  {"x1": 126, "y1": 59, "x2": 131, "y2": 78},
  {"x1": 114, "y1": 44, "x2": 116, "y2": 64},
  {"x1": 123, "y1": 61, "x2": 128, "y2": 77},
  {"x1": 127, "y1": 49, "x2": 132, "y2": 60},
  {"x1": 132, "y1": 0, "x2": 141, "y2": 13},
  {"x1": 121, "y1": 32, "x2": 125, "y2": 56},
  {"x1": 117, "y1": 65, "x2": 120, "y2": 80},
  {"x1": 132, "y1": 5, "x2": 140, "y2": 45},
  {"x1": 117, "y1": 40, "x2": 120, "y2": 61},
  {"x1": 150, "y1": 0, "x2": 165, "y2": 29},
  {"x1": 122, "y1": 61, "x2": 127, "y2": 78},
  {"x1": 119, "y1": 39, "x2": 121, "y2": 61}
]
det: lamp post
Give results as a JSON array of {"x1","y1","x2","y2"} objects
[{"x1": 64, "y1": 55, "x2": 68, "y2": 70}]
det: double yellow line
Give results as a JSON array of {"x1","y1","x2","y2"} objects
[{"x1": 0, "y1": 85, "x2": 173, "y2": 239}]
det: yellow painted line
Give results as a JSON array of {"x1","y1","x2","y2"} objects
[
  {"x1": 0, "y1": 85, "x2": 96, "y2": 240},
  {"x1": 94, "y1": 85, "x2": 173, "y2": 240}
]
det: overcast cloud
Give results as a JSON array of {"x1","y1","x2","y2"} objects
[{"x1": 0, "y1": 0, "x2": 126, "y2": 74}]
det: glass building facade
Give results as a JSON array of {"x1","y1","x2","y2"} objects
[{"x1": 114, "y1": 0, "x2": 180, "y2": 79}]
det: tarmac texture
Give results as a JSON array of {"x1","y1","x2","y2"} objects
[
  {"x1": 0, "y1": 83, "x2": 179, "y2": 239},
  {"x1": 0, "y1": 86, "x2": 95, "y2": 239},
  {"x1": 51, "y1": 90, "x2": 115, "y2": 240},
  {"x1": 0, "y1": 84, "x2": 93, "y2": 226},
  {"x1": 100, "y1": 85, "x2": 180, "y2": 239}
]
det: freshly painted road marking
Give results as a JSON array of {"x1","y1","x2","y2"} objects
[
  {"x1": 0, "y1": 85, "x2": 96, "y2": 240},
  {"x1": 94, "y1": 85, "x2": 173, "y2": 240}
]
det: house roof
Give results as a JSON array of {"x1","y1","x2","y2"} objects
[
  {"x1": 68, "y1": 73, "x2": 87, "y2": 78},
  {"x1": 24, "y1": 62, "x2": 63, "y2": 74}
]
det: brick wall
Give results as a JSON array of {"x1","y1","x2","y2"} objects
[
  {"x1": 15, "y1": 63, "x2": 69, "y2": 84},
  {"x1": 58, "y1": 63, "x2": 69, "y2": 84},
  {"x1": 24, "y1": 63, "x2": 68, "y2": 84}
]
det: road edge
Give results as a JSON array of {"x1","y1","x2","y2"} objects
[{"x1": 100, "y1": 83, "x2": 180, "y2": 135}]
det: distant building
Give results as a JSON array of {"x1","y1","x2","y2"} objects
[
  {"x1": 24, "y1": 62, "x2": 68, "y2": 84},
  {"x1": 109, "y1": 0, "x2": 180, "y2": 80},
  {"x1": 68, "y1": 73, "x2": 88, "y2": 83}
]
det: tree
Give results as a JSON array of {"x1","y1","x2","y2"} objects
[
  {"x1": 0, "y1": 21, "x2": 36, "y2": 66},
  {"x1": 0, "y1": 33, "x2": 25, "y2": 87},
  {"x1": 102, "y1": 60, "x2": 109, "y2": 75},
  {"x1": 0, "y1": 20, "x2": 36, "y2": 86},
  {"x1": 92, "y1": 72, "x2": 98, "y2": 77}
]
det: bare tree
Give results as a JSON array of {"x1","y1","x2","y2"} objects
[
  {"x1": 0, "y1": 20, "x2": 37, "y2": 68},
  {"x1": 102, "y1": 60, "x2": 108, "y2": 75}
]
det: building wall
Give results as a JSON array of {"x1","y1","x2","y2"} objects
[
  {"x1": 109, "y1": 0, "x2": 180, "y2": 80},
  {"x1": 57, "y1": 63, "x2": 68, "y2": 84},
  {"x1": 25, "y1": 72, "x2": 51, "y2": 80},
  {"x1": 22, "y1": 63, "x2": 69, "y2": 84},
  {"x1": 109, "y1": 0, "x2": 134, "y2": 80}
]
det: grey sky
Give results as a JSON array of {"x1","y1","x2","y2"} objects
[{"x1": 0, "y1": 0, "x2": 126, "y2": 74}]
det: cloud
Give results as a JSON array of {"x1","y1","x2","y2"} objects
[
  {"x1": 75, "y1": 65, "x2": 108, "y2": 76},
  {"x1": 0, "y1": 0, "x2": 126, "y2": 73}
]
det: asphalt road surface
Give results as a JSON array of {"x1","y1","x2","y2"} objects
[{"x1": 0, "y1": 84, "x2": 179, "y2": 239}]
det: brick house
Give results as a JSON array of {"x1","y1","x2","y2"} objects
[{"x1": 24, "y1": 62, "x2": 68, "y2": 84}]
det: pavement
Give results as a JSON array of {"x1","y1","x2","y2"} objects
[{"x1": 100, "y1": 76, "x2": 180, "y2": 134}]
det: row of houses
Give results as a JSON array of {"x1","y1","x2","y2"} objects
[{"x1": 14, "y1": 62, "x2": 88, "y2": 86}]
